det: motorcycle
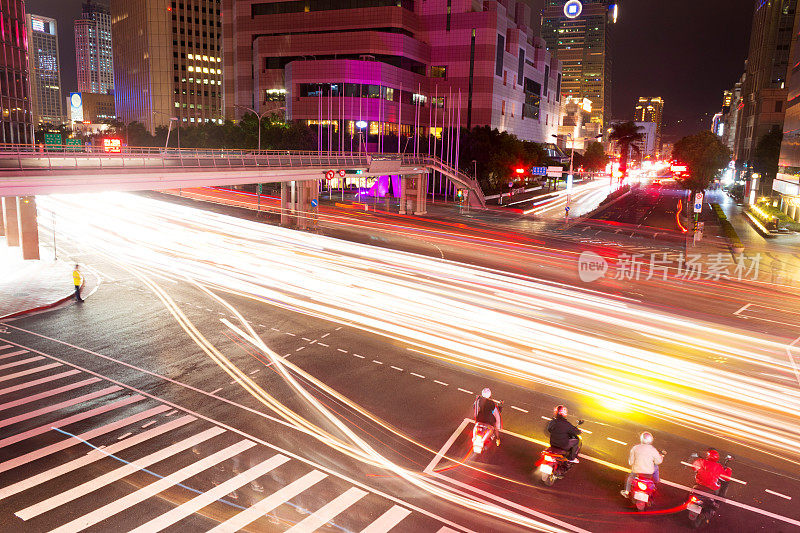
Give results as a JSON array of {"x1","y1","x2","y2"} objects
[
  {"x1": 535, "y1": 420, "x2": 583, "y2": 486},
  {"x1": 471, "y1": 401, "x2": 503, "y2": 457},
  {"x1": 686, "y1": 453, "x2": 733, "y2": 529},
  {"x1": 628, "y1": 474, "x2": 657, "y2": 511}
]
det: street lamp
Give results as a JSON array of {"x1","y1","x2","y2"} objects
[
  {"x1": 356, "y1": 120, "x2": 367, "y2": 153},
  {"x1": 235, "y1": 104, "x2": 269, "y2": 152},
  {"x1": 165, "y1": 116, "x2": 179, "y2": 151}
]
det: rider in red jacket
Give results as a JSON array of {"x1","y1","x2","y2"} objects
[{"x1": 691, "y1": 449, "x2": 731, "y2": 495}]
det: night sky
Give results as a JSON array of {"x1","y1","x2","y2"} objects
[{"x1": 27, "y1": 0, "x2": 754, "y2": 142}]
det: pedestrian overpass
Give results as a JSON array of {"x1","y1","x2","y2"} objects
[{"x1": 0, "y1": 145, "x2": 486, "y2": 259}]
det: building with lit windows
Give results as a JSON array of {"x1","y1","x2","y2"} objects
[
  {"x1": 223, "y1": 0, "x2": 563, "y2": 146},
  {"x1": 634, "y1": 97, "x2": 663, "y2": 156},
  {"x1": 110, "y1": 0, "x2": 222, "y2": 134},
  {"x1": 541, "y1": 0, "x2": 618, "y2": 127},
  {"x1": 75, "y1": 1, "x2": 114, "y2": 95},
  {"x1": 26, "y1": 14, "x2": 64, "y2": 125},
  {"x1": 773, "y1": 1, "x2": 800, "y2": 217},
  {"x1": 0, "y1": 0, "x2": 34, "y2": 144},
  {"x1": 558, "y1": 96, "x2": 601, "y2": 151},
  {"x1": 735, "y1": 0, "x2": 797, "y2": 166}
]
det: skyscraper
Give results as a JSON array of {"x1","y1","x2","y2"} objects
[
  {"x1": 75, "y1": 0, "x2": 114, "y2": 94},
  {"x1": 26, "y1": 14, "x2": 64, "y2": 125},
  {"x1": 0, "y1": 0, "x2": 34, "y2": 144},
  {"x1": 634, "y1": 97, "x2": 664, "y2": 156},
  {"x1": 735, "y1": 0, "x2": 797, "y2": 165},
  {"x1": 541, "y1": 0, "x2": 619, "y2": 127},
  {"x1": 110, "y1": 0, "x2": 222, "y2": 134}
]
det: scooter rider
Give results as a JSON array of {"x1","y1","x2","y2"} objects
[
  {"x1": 621, "y1": 432, "x2": 664, "y2": 498},
  {"x1": 547, "y1": 405, "x2": 581, "y2": 463},
  {"x1": 691, "y1": 449, "x2": 732, "y2": 497},
  {"x1": 474, "y1": 388, "x2": 502, "y2": 445}
]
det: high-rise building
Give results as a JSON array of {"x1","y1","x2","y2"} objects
[
  {"x1": 735, "y1": 0, "x2": 797, "y2": 165},
  {"x1": 26, "y1": 14, "x2": 64, "y2": 125},
  {"x1": 0, "y1": 0, "x2": 34, "y2": 144},
  {"x1": 773, "y1": 4, "x2": 800, "y2": 214},
  {"x1": 541, "y1": 0, "x2": 619, "y2": 127},
  {"x1": 75, "y1": 0, "x2": 114, "y2": 95},
  {"x1": 634, "y1": 97, "x2": 663, "y2": 156},
  {"x1": 110, "y1": 0, "x2": 222, "y2": 134},
  {"x1": 223, "y1": 0, "x2": 563, "y2": 146}
]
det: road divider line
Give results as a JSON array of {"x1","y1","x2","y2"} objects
[
  {"x1": 295, "y1": 346, "x2": 305, "y2": 352},
  {"x1": 457, "y1": 388, "x2": 473, "y2": 394},
  {"x1": 434, "y1": 380, "x2": 449, "y2": 386},
  {"x1": 284, "y1": 332, "x2": 296, "y2": 336},
  {"x1": 765, "y1": 489, "x2": 792, "y2": 500},
  {"x1": 372, "y1": 360, "x2": 383, "y2": 365},
  {"x1": 510, "y1": 406, "x2": 528, "y2": 413},
  {"x1": 210, "y1": 387, "x2": 223, "y2": 395},
  {"x1": 117, "y1": 432, "x2": 132, "y2": 440},
  {"x1": 141, "y1": 420, "x2": 157, "y2": 428},
  {"x1": 353, "y1": 353, "x2": 365, "y2": 358},
  {"x1": 321, "y1": 333, "x2": 330, "y2": 338},
  {"x1": 390, "y1": 366, "x2": 403, "y2": 372},
  {"x1": 410, "y1": 372, "x2": 425, "y2": 379},
  {"x1": 733, "y1": 303, "x2": 752, "y2": 316},
  {"x1": 318, "y1": 343, "x2": 329, "y2": 347},
  {"x1": 606, "y1": 437, "x2": 627, "y2": 446},
  {"x1": 337, "y1": 348, "x2": 348, "y2": 353}
]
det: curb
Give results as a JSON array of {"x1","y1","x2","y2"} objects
[
  {"x1": 743, "y1": 210, "x2": 778, "y2": 238},
  {"x1": 0, "y1": 292, "x2": 75, "y2": 320},
  {"x1": 564, "y1": 189, "x2": 631, "y2": 229}
]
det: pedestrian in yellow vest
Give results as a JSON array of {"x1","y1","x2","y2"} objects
[{"x1": 72, "y1": 264, "x2": 83, "y2": 302}]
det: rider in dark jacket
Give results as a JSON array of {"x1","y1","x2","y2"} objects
[{"x1": 547, "y1": 405, "x2": 581, "y2": 462}]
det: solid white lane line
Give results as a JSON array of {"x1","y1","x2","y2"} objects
[
  {"x1": 285, "y1": 487, "x2": 368, "y2": 533},
  {"x1": 359, "y1": 505, "x2": 412, "y2": 533},
  {"x1": 457, "y1": 388, "x2": 473, "y2": 394},
  {"x1": 15, "y1": 426, "x2": 227, "y2": 520},
  {"x1": 765, "y1": 489, "x2": 792, "y2": 500},
  {"x1": 0, "y1": 350, "x2": 29, "y2": 360},
  {"x1": 510, "y1": 406, "x2": 528, "y2": 413},
  {"x1": 0, "y1": 415, "x2": 197, "y2": 500},
  {"x1": 0, "y1": 356, "x2": 45, "y2": 371},
  {"x1": 127, "y1": 454, "x2": 290, "y2": 533},
  {"x1": 0, "y1": 369, "x2": 81, "y2": 398},
  {"x1": 207, "y1": 470, "x2": 328, "y2": 533},
  {"x1": 46, "y1": 439, "x2": 254, "y2": 533},
  {"x1": 434, "y1": 380, "x2": 449, "y2": 386},
  {"x1": 0, "y1": 385, "x2": 123, "y2": 429},
  {"x1": 0, "y1": 394, "x2": 144, "y2": 449},
  {"x1": 0, "y1": 377, "x2": 101, "y2": 412},
  {"x1": 606, "y1": 437, "x2": 627, "y2": 446}
]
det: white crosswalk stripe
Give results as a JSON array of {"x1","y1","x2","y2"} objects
[{"x1": 0, "y1": 351, "x2": 429, "y2": 533}]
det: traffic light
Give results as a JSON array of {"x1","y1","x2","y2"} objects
[
  {"x1": 456, "y1": 189, "x2": 465, "y2": 202},
  {"x1": 515, "y1": 167, "x2": 526, "y2": 175}
]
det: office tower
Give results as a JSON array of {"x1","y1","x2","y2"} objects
[
  {"x1": 26, "y1": 14, "x2": 64, "y2": 125},
  {"x1": 75, "y1": 0, "x2": 114, "y2": 94}
]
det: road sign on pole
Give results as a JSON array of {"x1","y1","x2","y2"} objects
[
  {"x1": 694, "y1": 192, "x2": 704, "y2": 213},
  {"x1": 325, "y1": 170, "x2": 335, "y2": 180},
  {"x1": 547, "y1": 166, "x2": 563, "y2": 178},
  {"x1": 311, "y1": 198, "x2": 318, "y2": 207}
]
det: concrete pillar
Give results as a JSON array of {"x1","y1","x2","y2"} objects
[
  {"x1": 280, "y1": 182, "x2": 292, "y2": 227},
  {"x1": 789, "y1": 204, "x2": 797, "y2": 221},
  {"x1": 3, "y1": 196, "x2": 20, "y2": 247},
  {"x1": 18, "y1": 196, "x2": 40, "y2": 260},
  {"x1": 296, "y1": 180, "x2": 309, "y2": 230},
  {"x1": 414, "y1": 173, "x2": 427, "y2": 215},
  {"x1": 0, "y1": 197, "x2": 5, "y2": 237},
  {"x1": 399, "y1": 177, "x2": 408, "y2": 215}
]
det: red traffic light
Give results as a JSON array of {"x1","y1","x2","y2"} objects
[{"x1": 515, "y1": 167, "x2": 525, "y2": 174}]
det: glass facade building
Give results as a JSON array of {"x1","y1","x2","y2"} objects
[
  {"x1": 26, "y1": 13, "x2": 64, "y2": 125},
  {"x1": 75, "y1": 0, "x2": 114, "y2": 95},
  {"x1": 0, "y1": 0, "x2": 33, "y2": 144}
]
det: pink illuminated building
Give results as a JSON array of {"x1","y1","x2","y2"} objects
[
  {"x1": 223, "y1": 0, "x2": 563, "y2": 147},
  {"x1": 0, "y1": 0, "x2": 34, "y2": 144}
]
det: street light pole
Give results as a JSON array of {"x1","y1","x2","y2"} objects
[{"x1": 235, "y1": 104, "x2": 266, "y2": 152}]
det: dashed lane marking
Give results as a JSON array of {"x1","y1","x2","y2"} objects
[
  {"x1": 457, "y1": 388, "x2": 473, "y2": 395},
  {"x1": 353, "y1": 353, "x2": 365, "y2": 359},
  {"x1": 434, "y1": 380, "x2": 449, "y2": 386},
  {"x1": 765, "y1": 489, "x2": 792, "y2": 500},
  {"x1": 510, "y1": 406, "x2": 528, "y2": 413},
  {"x1": 249, "y1": 369, "x2": 261, "y2": 374},
  {"x1": 317, "y1": 343, "x2": 329, "y2": 347},
  {"x1": 606, "y1": 437, "x2": 627, "y2": 446},
  {"x1": 372, "y1": 360, "x2": 383, "y2": 365},
  {"x1": 301, "y1": 337, "x2": 312, "y2": 342},
  {"x1": 321, "y1": 333, "x2": 330, "y2": 338},
  {"x1": 117, "y1": 432, "x2": 132, "y2": 440},
  {"x1": 295, "y1": 346, "x2": 305, "y2": 352},
  {"x1": 337, "y1": 348, "x2": 348, "y2": 353},
  {"x1": 141, "y1": 420, "x2": 157, "y2": 429},
  {"x1": 284, "y1": 332, "x2": 296, "y2": 337},
  {"x1": 390, "y1": 366, "x2": 403, "y2": 372},
  {"x1": 210, "y1": 387, "x2": 223, "y2": 395},
  {"x1": 410, "y1": 372, "x2": 425, "y2": 379}
]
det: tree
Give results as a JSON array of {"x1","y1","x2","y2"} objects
[
  {"x1": 581, "y1": 141, "x2": 609, "y2": 173},
  {"x1": 672, "y1": 130, "x2": 732, "y2": 193},
  {"x1": 608, "y1": 122, "x2": 645, "y2": 178},
  {"x1": 753, "y1": 125, "x2": 782, "y2": 192}
]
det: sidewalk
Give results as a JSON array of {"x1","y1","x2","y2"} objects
[{"x1": 0, "y1": 238, "x2": 97, "y2": 319}]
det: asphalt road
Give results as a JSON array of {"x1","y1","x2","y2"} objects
[{"x1": 1, "y1": 191, "x2": 799, "y2": 532}]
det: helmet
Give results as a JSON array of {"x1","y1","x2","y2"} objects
[
  {"x1": 706, "y1": 449, "x2": 720, "y2": 462},
  {"x1": 554, "y1": 405, "x2": 568, "y2": 417},
  {"x1": 640, "y1": 432, "x2": 653, "y2": 445},
  {"x1": 481, "y1": 388, "x2": 492, "y2": 399}
]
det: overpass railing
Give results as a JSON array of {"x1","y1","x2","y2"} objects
[{"x1": 0, "y1": 144, "x2": 370, "y2": 171}]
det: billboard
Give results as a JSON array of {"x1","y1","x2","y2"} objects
[{"x1": 70, "y1": 93, "x2": 84, "y2": 123}]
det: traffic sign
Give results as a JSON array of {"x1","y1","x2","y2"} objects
[
  {"x1": 338, "y1": 169, "x2": 346, "y2": 177},
  {"x1": 547, "y1": 166, "x2": 563, "y2": 178},
  {"x1": 565, "y1": 206, "x2": 571, "y2": 212},
  {"x1": 311, "y1": 198, "x2": 318, "y2": 207},
  {"x1": 693, "y1": 192, "x2": 704, "y2": 213},
  {"x1": 256, "y1": 183, "x2": 263, "y2": 194},
  {"x1": 531, "y1": 166, "x2": 547, "y2": 176},
  {"x1": 325, "y1": 170, "x2": 335, "y2": 180}
]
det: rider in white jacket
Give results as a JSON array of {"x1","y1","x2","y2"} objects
[{"x1": 621, "y1": 432, "x2": 664, "y2": 497}]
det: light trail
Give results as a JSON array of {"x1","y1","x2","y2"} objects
[{"x1": 38, "y1": 192, "x2": 800, "y2": 472}]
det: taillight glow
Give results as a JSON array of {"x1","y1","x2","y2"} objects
[{"x1": 637, "y1": 481, "x2": 648, "y2": 491}]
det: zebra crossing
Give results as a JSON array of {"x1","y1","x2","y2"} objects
[{"x1": 0, "y1": 342, "x2": 457, "y2": 532}]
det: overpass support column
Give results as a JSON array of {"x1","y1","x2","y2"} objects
[
  {"x1": 399, "y1": 176, "x2": 408, "y2": 215},
  {"x1": 18, "y1": 196, "x2": 40, "y2": 260},
  {"x1": 414, "y1": 173, "x2": 427, "y2": 215},
  {"x1": 2, "y1": 196, "x2": 20, "y2": 247},
  {"x1": 280, "y1": 182, "x2": 292, "y2": 227},
  {"x1": 295, "y1": 180, "x2": 319, "y2": 230}
]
